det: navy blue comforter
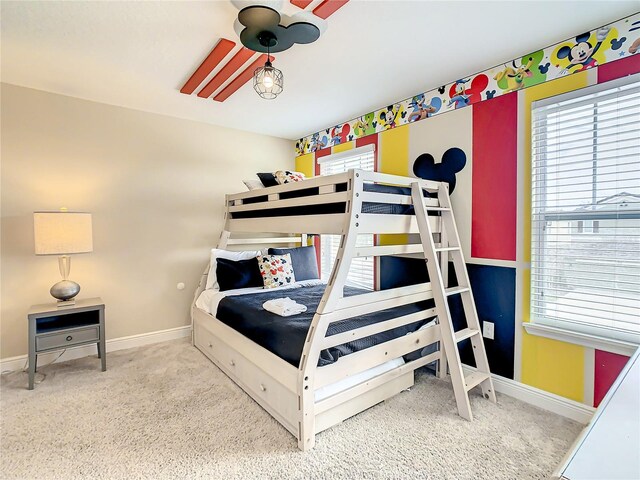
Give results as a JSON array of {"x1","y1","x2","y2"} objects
[{"x1": 216, "y1": 284, "x2": 435, "y2": 367}]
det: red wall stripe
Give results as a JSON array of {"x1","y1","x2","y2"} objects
[
  {"x1": 356, "y1": 133, "x2": 380, "y2": 289},
  {"x1": 313, "y1": 146, "x2": 332, "y2": 272},
  {"x1": 597, "y1": 53, "x2": 640, "y2": 84},
  {"x1": 358, "y1": 132, "x2": 379, "y2": 286},
  {"x1": 314, "y1": 147, "x2": 332, "y2": 175},
  {"x1": 198, "y1": 48, "x2": 255, "y2": 98},
  {"x1": 313, "y1": 235, "x2": 321, "y2": 275},
  {"x1": 180, "y1": 39, "x2": 236, "y2": 95},
  {"x1": 355, "y1": 133, "x2": 378, "y2": 156},
  {"x1": 471, "y1": 93, "x2": 517, "y2": 261},
  {"x1": 594, "y1": 350, "x2": 629, "y2": 407},
  {"x1": 291, "y1": 0, "x2": 313, "y2": 8},
  {"x1": 313, "y1": 0, "x2": 349, "y2": 19},
  {"x1": 312, "y1": 148, "x2": 325, "y2": 271},
  {"x1": 213, "y1": 54, "x2": 270, "y2": 102}
]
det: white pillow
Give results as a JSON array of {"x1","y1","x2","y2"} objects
[
  {"x1": 205, "y1": 248, "x2": 262, "y2": 290},
  {"x1": 243, "y1": 178, "x2": 264, "y2": 191}
]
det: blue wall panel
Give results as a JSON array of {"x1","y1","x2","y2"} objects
[
  {"x1": 379, "y1": 257, "x2": 428, "y2": 290},
  {"x1": 449, "y1": 263, "x2": 516, "y2": 379},
  {"x1": 381, "y1": 258, "x2": 515, "y2": 379}
]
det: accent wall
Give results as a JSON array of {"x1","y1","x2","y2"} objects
[{"x1": 295, "y1": 48, "x2": 639, "y2": 407}]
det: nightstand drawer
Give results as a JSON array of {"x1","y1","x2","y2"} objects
[{"x1": 36, "y1": 326, "x2": 100, "y2": 351}]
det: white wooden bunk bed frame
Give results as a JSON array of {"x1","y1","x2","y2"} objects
[{"x1": 191, "y1": 169, "x2": 495, "y2": 451}]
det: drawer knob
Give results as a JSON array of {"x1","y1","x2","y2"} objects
[
  {"x1": 230, "y1": 360, "x2": 235, "y2": 367},
  {"x1": 66, "y1": 335, "x2": 73, "y2": 341},
  {"x1": 208, "y1": 342, "x2": 212, "y2": 348},
  {"x1": 260, "y1": 384, "x2": 266, "y2": 392}
]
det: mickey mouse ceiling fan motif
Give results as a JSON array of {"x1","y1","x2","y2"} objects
[
  {"x1": 238, "y1": 4, "x2": 319, "y2": 98},
  {"x1": 180, "y1": 0, "x2": 348, "y2": 102}
]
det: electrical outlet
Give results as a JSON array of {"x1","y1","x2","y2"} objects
[{"x1": 483, "y1": 321, "x2": 495, "y2": 340}]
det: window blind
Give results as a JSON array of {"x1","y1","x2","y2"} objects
[
  {"x1": 531, "y1": 75, "x2": 640, "y2": 344},
  {"x1": 319, "y1": 146, "x2": 375, "y2": 290},
  {"x1": 317, "y1": 146, "x2": 375, "y2": 172}
]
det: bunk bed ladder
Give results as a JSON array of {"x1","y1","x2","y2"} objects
[{"x1": 411, "y1": 182, "x2": 497, "y2": 420}]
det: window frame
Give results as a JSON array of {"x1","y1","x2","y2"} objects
[
  {"x1": 526, "y1": 73, "x2": 640, "y2": 354},
  {"x1": 317, "y1": 145, "x2": 377, "y2": 291}
]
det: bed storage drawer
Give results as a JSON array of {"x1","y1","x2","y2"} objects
[
  {"x1": 241, "y1": 360, "x2": 299, "y2": 427},
  {"x1": 195, "y1": 322, "x2": 240, "y2": 373},
  {"x1": 194, "y1": 321, "x2": 299, "y2": 434}
]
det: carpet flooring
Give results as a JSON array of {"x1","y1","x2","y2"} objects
[{"x1": 1, "y1": 339, "x2": 581, "y2": 480}]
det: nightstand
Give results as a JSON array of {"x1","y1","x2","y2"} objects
[{"x1": 27, "y1": 297, "x2": 105, "y2": 390}]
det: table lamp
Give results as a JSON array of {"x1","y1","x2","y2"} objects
[{"x1": 33, "y1": 210, "x2": 93, "y2": 306}]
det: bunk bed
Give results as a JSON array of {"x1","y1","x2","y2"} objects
[{"x1": 191, "y1": 169, "x2": 495, "y2": 451}]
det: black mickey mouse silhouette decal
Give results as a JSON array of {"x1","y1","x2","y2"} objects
[{"x1": 413, "y1": 147, "x2": 467, "y2": 193}]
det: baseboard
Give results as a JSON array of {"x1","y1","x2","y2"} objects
[
  {"x1": 2, "y1": 330, "x2": 594, "y2": 424},
  {"x1": 0, "y1": 325, "x2": 192, "y2": 374},
  {"x1": 462, "y1": 366, "x2": 595, "y2": 424}
]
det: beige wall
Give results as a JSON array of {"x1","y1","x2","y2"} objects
[{"x1": 1, "y1": 83, "x2": 293, "y2": 359}]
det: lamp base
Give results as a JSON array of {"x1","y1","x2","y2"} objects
[
  {"x1": 50, "y1": 280, "x2": 80, "y2": 305},
  {"x1": 56, "y1": 299, "x2": 77, "y2": 307}
]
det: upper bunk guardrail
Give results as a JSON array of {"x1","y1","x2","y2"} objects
[
  {"x1": 224, "y1": 170, "x2": 444, "y2": 235},
  {"x1": 225, "y1": 170, "x2": 440, "y2": 210},
  {"x1": 226, "y1": 171, "x2": 354, "y2": 205},
  {"x1": 357, "y1": 170, "x2": 439, "y2": 191}
]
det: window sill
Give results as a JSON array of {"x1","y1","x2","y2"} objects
[{"x1": 523, "y1": 322, "x2": 639, "y2": 357}]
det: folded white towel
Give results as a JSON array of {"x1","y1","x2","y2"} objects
[{"x1": 263, "y1": 297, "x2": 307, "y2": 317}]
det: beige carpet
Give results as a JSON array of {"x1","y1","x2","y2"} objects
[{"x1": 1, "y1": 339, "x2": 581, "y2": 480}]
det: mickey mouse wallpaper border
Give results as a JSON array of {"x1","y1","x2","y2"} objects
[{"x1": 295, "y1": 12, "x2": 640, "y2": 156}]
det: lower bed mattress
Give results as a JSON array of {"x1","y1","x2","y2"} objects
[{"x1": 212, "y1": 283, "x2": 436, "y2": 368}]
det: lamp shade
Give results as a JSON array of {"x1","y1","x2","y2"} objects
[
  {"x1": 34, "y1": 212, "x2": 93, "y2": 255},
  {"x1": 253, "y1": 59, "x2": 283, "y2": 100}
]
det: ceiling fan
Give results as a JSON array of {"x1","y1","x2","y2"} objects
[
  {"x1": 236, "y1": 4, "x2": 321, "y2": 99},
  {"x1": 180, "y1": 1, "x2": 348, "y2": 102}
]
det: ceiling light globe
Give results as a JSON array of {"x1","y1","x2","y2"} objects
[{"x1": 253, "y1": 61, "x2": 283, "y2": 100}]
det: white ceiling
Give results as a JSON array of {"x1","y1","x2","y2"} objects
[{"x1": 2, "y1": 1, "x2": 638, "y2": 140}]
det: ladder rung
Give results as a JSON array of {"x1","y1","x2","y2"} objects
[
  {"x1": 464, "y1": 371, "x2": 490, "y2": 391},
  {"x1": 445, "y1": 286, "x2": 470, "y2": 296},
  {"x1": 411, "y1": 181, "x2": 496, "y2": 415},
  {"x1": 455, "y1": 328, "x2": 480, "y2": 342},
  {"x1": 435, "y1": 246, "x2": 461, "y2": 252}
]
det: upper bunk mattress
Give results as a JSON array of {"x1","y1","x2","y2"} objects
[
  {"x1": 230, "y1": 183, "x2": 433, "y2": 219},
  {"x1": 214, "y1": 284, "x2": 435, "y2": 368}
]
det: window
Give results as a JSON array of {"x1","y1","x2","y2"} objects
[
  {"x1": 531, "y1": 75, "x2": 640, "y2": 344},
  {"x1": 318, "y1": 145, "x2": 375, "y2": 290}
]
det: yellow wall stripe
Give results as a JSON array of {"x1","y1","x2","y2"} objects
[
  {"x1": 332, "y1": 141, "x2": 355, "y2": 154},
  {"x1": 380, "y1": 127, "x2": 409, "y2": 176},
  {"x1": 521, "y1": 331, "x2": 586, "y2": 402},
  {"x1": 295, "y1": 152, "x2": 315, "y2": 178},
  {"x1": 379, "y1": 127, "x2": 410, "y2": 245}
]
